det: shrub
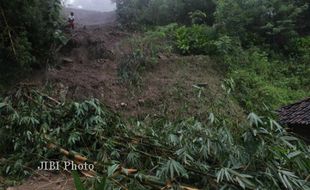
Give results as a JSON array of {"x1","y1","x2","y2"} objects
[
  {"x1": 213, "y1": 35, "x2": 237, "y2": 55},
  {"x1": 117, "y1": 50, "x2": 146, "y2": 85},
  {"x1": 175, "y1": 25, "x2": 217, "y2": 55},
  {"x1": 189, "y1": 10, "x2": 207, "y2": 25},
  {"x1": 114, "y1": 0, "x2": 216, "y2": 27},
  {"x1": 214, "y1": 0, "x2": 308, "y2": 50},
  {"x1": 116, "y1": 25, "x2": 176, "y2": 84},
  {"x1": 0, "y1": 0, "x2": 63, "y2": 81},
  {"x1": 289, "y1": 36, "x2": 310, "y2": 60},
  {"x1": 227, "y1": 48, "x2": 310, "y2": 113}
]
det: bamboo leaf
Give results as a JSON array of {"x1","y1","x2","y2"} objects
[
  {"x1": 0, "y1": 102, "x2": 7, "y2": 109},
  {"x1": 72, "y1": 171, "x2": 86, "y2": 190},
  {"x1": 108, "y1": 164, "x2": 120, "y2": 177},
  {"x1": 96, "y1": 177, "x2": 107, "y2": 190}
]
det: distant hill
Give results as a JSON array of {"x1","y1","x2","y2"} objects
[{"x1": 63, "y1": 8, "x2": 116, "y2": 26}]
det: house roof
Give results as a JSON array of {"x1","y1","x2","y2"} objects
[{"x1": 278, "y1": 97, "x2": 310, "y2": 126}]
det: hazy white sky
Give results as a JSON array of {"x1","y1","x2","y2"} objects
[{"x1": 64, "y1": 0, "x2": 116, "y2": 12}]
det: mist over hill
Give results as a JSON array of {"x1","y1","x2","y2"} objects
[
  {"x1": 64, "y1": 0, "x2": 116, "y2": 12},
  {"x1": 63, "y1": 8, "x2": 116, "y2": 25}
]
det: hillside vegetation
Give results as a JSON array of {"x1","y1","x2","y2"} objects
[
  {"x1": 114, "y1": 0, "x2": 310, "y2": 113},
  {"x1": 1, "y1": 0, "x2": 310, "y2": 190},
  {"x1": 0, "y1": 0, "x2": 64, "y2": 90}
]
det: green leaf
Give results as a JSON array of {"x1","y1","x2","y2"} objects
[
  {"x1": 6, "y1": 166, "x2": 10, "y2": 174},
  {"x1": 208, "y1": 113, "x2": 215, "y2": 124},
  {"x1": 0, "y1": 103, "x2": 7, "y2": 109},
  {"x1": 168, "y1": 134, "x2": 179, "y2": 145},
  {"x1": 287, "y1": 151, "x2": 302, "y2": 159},
  {"x1": 247, "y1": 113, "x2": 263, "y2": 127},
  {"x1": 107, "y1": 164, "x2": 119, "y2": 177},
  {"x1": 236, "y1": 177, "x2": 245, "y2": 189},
  {"x1": 72, "y1": 171, "x2": 86, "y2": 190},
  {"x1": 96, "y1": 177, "x2": 107, "y2": 190}
]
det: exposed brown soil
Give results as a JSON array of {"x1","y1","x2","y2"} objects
[
  {"x1": 6, "y1": 171, "x2": 75, "y2": 190},
  {"x1": 47, "y1": 23, "x2": 124, "y2": 101},
  {"x1": 45, "y1": 24, "x2": 239, "y2": 119},
  {"x1": 42, "y1": 21, "x2": 241, "y2": 119}
]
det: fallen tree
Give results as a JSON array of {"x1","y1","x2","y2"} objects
[{"x1": 0, "y1": 86, "x2": 309, "y2": 189}]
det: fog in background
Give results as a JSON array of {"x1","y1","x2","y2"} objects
[{"x1": 63, "y1": 0, "x2": 116, "y2": 12}]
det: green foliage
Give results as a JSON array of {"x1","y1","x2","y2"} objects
[
  {"x1": 73, "y1": 172, "x2": 108, "y2": 190},
  {"x1": 116, "y1": 22, "x2": 309, "y2": 114},
  {"x1": 117, "y1": 50, "x2": 146, "y2": 85},
  {"x1": 164, "y1": 19, "x2": 309, "y2": 114},
  {"x1": 296, "y1": 0, "x2": 310, "y2": 34},
  {"x1": 224, "y1": 46, "x2": 310, "y2": 113},
  {"x1": 157, "y1": 159, "x2": 189, "y2": 180},
  {"x1": 0, "y1": 89, "x2": 119, "y2": 177},
  {"x1": 0, "y1": 0, "x2": 63, "y2": 82},
  {"x1": 214, "y1": 0, "x2": 308, "y2": 49},
  {"x1": 289, "y1": 36, "x2": 310, "y2": 62},
  {"x1": 114, "y1": 0, "x2": 216, "y2": 28},
  {"x1": 117, "y1": 25, "x2": 175, "y2": 84},
  {"x1": 72, "y1": 171, "x2": 87, "y2": 190},
  {"x1": 174, "y1": 25, "x2": 239, "y2": 56},
  {"x1": 1, "y1": 89, "x2": 310, "y2": 189},
  {"x1": 1, "y1": 0, "x2": 309, "y2": 189},
  {"x1": 189, "y1": 10, "x2": 207, "y2": 25},
  {"x1": 175, "y1": 25, "x2": 217, "y2": 55}
]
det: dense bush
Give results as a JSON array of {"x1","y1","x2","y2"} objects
[
  {"x1": 214, "y1": 0, "x2": 308, "y2": 50},
  {"x1": 289, "y1": 36, "x2": 310, "y2": 61},
  {"x1": 174, "y1": 25, "x2": 239, "y2": 56},
  {"x1": 115, "y1": 17, "x2": 309, "y2": 113},
  {"x1": 113, "y1": 0, "x2": 216, "y2": 28},
  {"x1": 296, "y1": 0, "x2": 310, "y2": 35},
  {"x1": 225, "y1": 47, "x2": 310, "y2": 113},
  {"x1": 0, "y1": 0, "x2": 63, "y2": 82},
  {"x1": 175, "y1": 25, "x2": 217, "y2": 55},
  {"x1": 144, "y1": 22, "x2": 310, "y2": 113}
]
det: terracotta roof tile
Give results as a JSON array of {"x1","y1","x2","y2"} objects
[{"x1": 278, "y1": 97, "x2": 310, "y2": 126}]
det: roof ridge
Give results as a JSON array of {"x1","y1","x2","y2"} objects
[
  {"x1": 279, "y1": 97, "x2": 310, "y2": 111},
  {"x1": 278, "y1": 97, "x2": 310, "y2": 126}
]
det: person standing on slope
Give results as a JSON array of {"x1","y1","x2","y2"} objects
[{"x1": 68, "y1": 12, "x2": 75, "y2": 30}]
